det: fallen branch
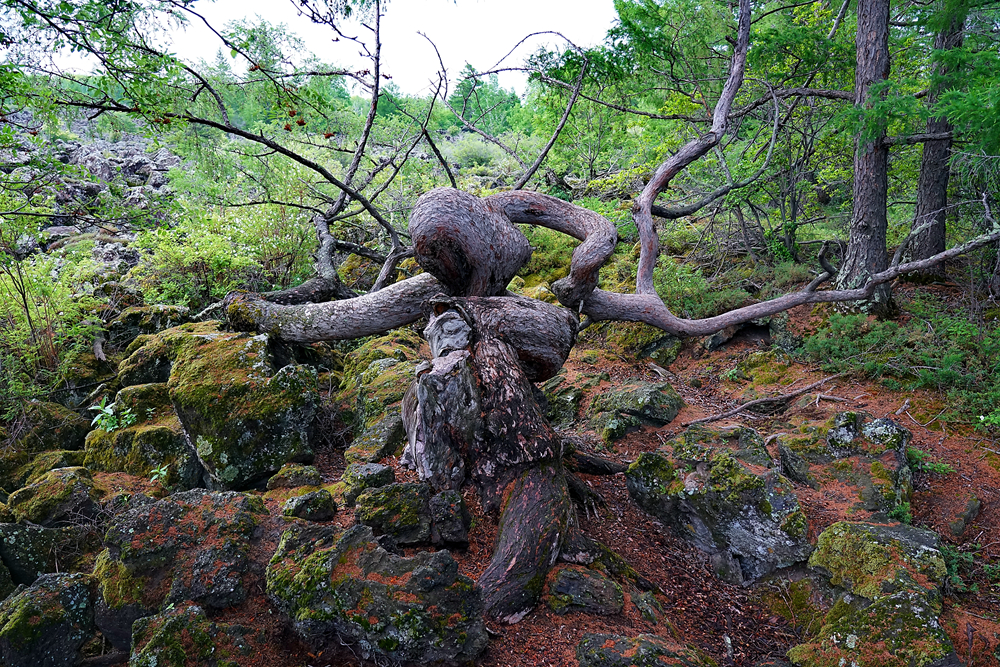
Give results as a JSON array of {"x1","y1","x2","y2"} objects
[{"x1": 684, "y1": 374, "x2": 843, "y2": 426}]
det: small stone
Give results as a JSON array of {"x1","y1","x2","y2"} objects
[
  {"x1": 345, "y1": 411, "x2": 406, "y2": 464},
  {"x1": 949, "y1": 496, "x2": 981, "y2": 537},
  {"x1": 430, "y1": 490, "x2": 471, "y2": 547},
  {"x1": 342, "y1": 463, "x2": 395, "y2": 507},
  {"x1": 266, "y1": 463, "x2": 322, "y2": 490},
  {"x1": 576, "y1": 633, "x2": 714, "y2": 667},
  {"x1": 356, "y1": 482, "x2": 432, "y2": 545},
  {"x1": 283, "y1": 490, "x2": 337, "y2": 521}
]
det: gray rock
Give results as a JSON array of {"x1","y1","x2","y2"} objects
[
  {"x1": 429, "y1": 489, "x2": 471, "y2": 547},
  {"x1": 342, "y1": 463, "x2": 395, "y2": 507},
  {"x1": 825, "y1": 411, "x2": 868, "y2": 457},
  {"x1": 266, "y1": 463, "x2": 323, "y2": 490},
  {"x1": 547, "y1": 566, "x2": 624, "y2": 616},
  {"x1": 346, "y1": 411, "x2": 406, "y2": 465},
  {"x1": 283, "y1": 490, "x2": 337, "y2": 521},
  {"x1": 356, "y1": 483, "x2": 432, "y2": 545},
  {"x1": 0, "y1": 572, "x2": 94, "y2": 667},
  {"x1": 626, "y1": 451, "x2": 812, "y2": 584},
  {"x1": 130, "y1": 604, "x2": 252, "y2": 666},
  {"x1": 779, "y1": 445, "x2": 820, "y2": 489},
  {"x1": 0, "y1": 523, "x2": 77, "y2": 584},
  {"x1": 576, "y1": 633, "x2": 714, "y2": 667},
  {"x1": 106, "y1": 304, "x2": 191, "y2": 348},
  {"x1": 266, "y1": 524, "x2": 487, "y2": 664},
  {"x1": 949, "y1": 496, "x2": 981, "y2": 537},
  {"x1": 591, "y1": 381, "x2": 684, "y2": 427}
]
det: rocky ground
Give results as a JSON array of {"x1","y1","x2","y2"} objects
[{"x1": 2, "y1": 289, "x2": 998, "y2": 667}]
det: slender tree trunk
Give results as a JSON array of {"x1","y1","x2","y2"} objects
[
  {"x1": 908, "y1": 11, "x2": 966, "y2": 273},
  {"x1": 836, "y1": 0, "x2": 893, "y2": 315}
]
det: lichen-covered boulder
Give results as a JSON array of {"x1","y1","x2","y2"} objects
[
  {"x1": 84, "y1": 383, "x2": 204, "y2": 489},
  {"x1": 266, "y1": 523, "x2": 487, "y2": 664},
  {"x1": 117, "y1": 322, "x2": 318, "y2": 489},
  {"x1": 129, "y1": 603, "x2": 252, "y2": 667},
  {"x1": 0, "y1": 523, "x2": 79, "y2": 584},
  {"x1": 576, "y1": 633, "x2": 715, "y2": 667},
  {"x1": 546, "y1": 566, "x2": 624, "y2": 616},
  {"x1": 342, "y1": 463, "x2": 395, "y2": 507},
  {"x1": 626, "y1": 451, "x2": 811, "y2": 584},
  {"x1": 345, "y1": 411, "x2": 405, "y2": 464},
  {"x1": 97, "y1": 489, "x2": 265, "y2": 625},
  {"x1": 0, "y1": 572, "x2": 94, "y2": 667},
  {"x1": 787, "y1": 522, "x2": 957, "y2": 667},
  {"x1": 590, "y1": 381, "x2": 683, "y2": 442},
  {"x1": 11, "y1": 450, "x2": 86, "y2": 490},
  {"x1": 283, "y1": 489, "x2": 337, "y2": 521},
  {"x1": 6, "y1": 467, "x2": 98, "y2": 527},
  {"x1": 668, "y1": 425, "x2": 773, "y2": 468},
  {"x1": 266, "y1": 463, "x2": 322, "y2": 490},
  {"x1": 825, "y1": 411, "x2": 869, "y2": 457},
  {"x1": 337, "y1": 328, "x2": 423, "y2": 435},
  {"x1": 429, "y1": 489, "x2": 471, "y2": 547},
  {"x1": 540, "y1": 374, "x2": 584, "y2": 426},
  {"x1": 106, "y1": 304, "x2": 190, "y2": 348},
  {"x1": 356, "y1": 482, "x2": 432, "y2": 545},
  {"x1": 779, "y1": 445, "x2": 819, "y2": 489}
]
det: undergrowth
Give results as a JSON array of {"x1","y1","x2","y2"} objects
[{"x1": 802, "y1": 294, "x2": 1000, "y2": 430}]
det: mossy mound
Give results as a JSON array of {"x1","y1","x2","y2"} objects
[
  {"x1": 6, "y1": 467, "x2": 98, "y2": 527},
  {"x1": 83, "y1": 382, "x2": 203, "y2": 489},
  {"x1": 1, "y1": 402, "x2": 91, "y2": 492},
  {"x1": 129, "y1": 603, "x2": 252, "y2": 667},
  {"x1": 99, "y1": 490, "x2": 265, "y2": 615},
  {"x1": 788, "y1": 522, "x2": 956, "y2": 667},
  {"x1": 576, "y1": 633, "x2": 716, "y2": 667},
  {"x1": 117, "y1": 322, "x2": 318, "y2": 489},
  {"x1": 355, "y1": 482, "x2": 432, "y2": 546},
  {"x1": 342, "y1": 463, "x2": 395, "y2": 507},
  {"x1": 668, "y1": 425, "x2": 772, "y2": 467},
  {"x1": 283, "y1": 489, "x2": 337, "y2": 521},
  {"x1": 11, "y1": 450, "x2": 86, "y2": 490},
  {"x1": 345, "y1": 411, "x2": 406, "y2": 464},
  {"x1": 626, "y1": 451, "x2": 811, "y2": 584},
  {"x1": 546, "y1": 566, "x2": 624, "y2": 616},
  {"x1": 266, "y1": 523, "x2": 487, "y2": 664},
  {"x1": 807, "y1": 522, "x2": 946, "y2": 599},
  {"x1": 266, "y1": 463, "x2": 322, "y2": 490},
  {"x1": 590, "y1": 381, "x2": 683, "y2": 442},
  {"x1": 0, "y1": 572, "x2": 94, "y2": 667}
]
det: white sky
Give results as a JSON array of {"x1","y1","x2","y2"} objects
[{"x1": 169, "y1": 0, "x2": 619, "y2": 95}]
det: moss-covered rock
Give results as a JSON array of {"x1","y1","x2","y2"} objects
[
  {"x1": 825, "y1": 412, "x2": 869, "y2": 457},
  {"x1": 779, "y1": 445, "x2": 820, "y2": 489},
  {"x1": 576, "y1": 633, "x2": 716, "y2": 667},
  {"x1": 9, "y1": 450, "x2": 85, "y2": 492},
  {"x1": 99, "y1": 489, "x2": 265, "y2": 619},
  {"x1": 590, "y1": 381, "x2": 684, "y2": 430},
  {"x1": 117, "y1": 322, "x2": 318, "y2": 489},
  {"x1": 129, "y1": 603, "x2": 252, "y2": 667},
  {"x1": 266, "y1": 523, "x2": 487, "y2": 664},
  {"x1": 540, "y1": 375, "x2": 584, "y2": 426},
  {"x1": 283, "y1": 489, "x2": 337, "y2": 521},
  {"x1": 0, "y1": 523, "x2": 81, "y2": 584},
  {"x1": 106, "y1": 304, "x2": 191, "y2": 348},
  {"x1": 355, "y1": 482, "x2": 432, "y2": 546},
  {"x1": 807, "y1": 522, "x2": 945, "y2": 600},
  {"x1": 627, "y1": 451, "x2": 811, "y2": 584},
  {"x1": 546, "y1": 566, "x2": 624, "y2": 616},
  {"x1": 1, "y1": 402, "x2": 91, "y2": 492},
  {"x1": 0, "y1": 572, "x2": 94, "y2": 667},
  {"x1": 591, "y1": 412, "x2": 642, "y2": 443},
  {"x1": 266, "y1": 463, "x2": 322, "y2": 490},
  {"x1": 342, "y1": 463, "x2": 395, "y2": 507},
  {"x1": 6, "y1": 467, "x2": 98, "y2": 527},
  {"x1": 345, "y1": 411, "x2": 405, "y2": 464}
]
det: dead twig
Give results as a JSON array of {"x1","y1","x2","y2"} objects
[{"x1": 683, "y1": 375, "x2": 843, "y2": 426}]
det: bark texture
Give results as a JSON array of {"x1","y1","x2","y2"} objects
[{"x1": 835, "y1": 0, "x2": 893, "y2": 314}]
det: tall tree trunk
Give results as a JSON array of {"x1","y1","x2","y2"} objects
[
  {"x1": 908, "y1": 10, "x2": 966, "y2": 273},
  {"x1": 835, "y1": 0, "x2": 893, "y2": 315}
]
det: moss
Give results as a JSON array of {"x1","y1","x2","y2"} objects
[
  {"x1": 12, "y1": 450, "x2": 86, "y2": 488},
  {"x1": 93, "y1": 549, "x2": 144, "y2": 610},
  {"x1": 760, "y1": 579, "x2": 825, "y2": 639},
  {"x1": 781, "y1": 510, "x2": 808, "y2": 540},
  {"x1": 7, "y1": 467, "x2": 97, "y2": 526}
]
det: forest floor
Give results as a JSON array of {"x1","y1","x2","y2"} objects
[{"x1": 196, "y1": 290, "x2": 1000, "y2": 667}]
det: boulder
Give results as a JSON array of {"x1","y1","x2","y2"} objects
[
  {"x1": 266, "y1": 463, "x2": 322, "y2": 490},
  {"x1": 129, "y1": 603, "x2": 253, "y2": 667},
  {"x1": 1, "y1": 401, "x2": 90, "y2": 491},
  {"x1": 546, "y1": 566, "x2": 624, "y2": 616},
  {"x1": 540, "y1": 375, "x2": 584, "y2": 426},
  {"x1": 576, "y1": 633, "x2": 715, "y2": 667},
  {"x1": 11, "y1": 450, "x2": 85, "y2": 489},
  {"x1": 787, "y1": 522, "x2": 958, "y2": 667},
  {"x1": 590, "y1": 381, "x2": 683, "y2": 442},
  {"x1": 0, "y1": 572, "x2": 94, "y2": 667},
  {"x1": 0, "y1": 523, "x2": 79, "y2": 584},
  {"x1": 626, "y1": 451, "x2": 811, "y2": 584},
  {"x1": 345, "y1": 411, "x2": 405, "y2": 464},
  {"x1": 266, "y1": 523, "x2": 487, "y2": 664},
  {"x1": 337, "y1": 328, "x2": 423, "y2": 435},
  {"x1": 429, "y1": 489, "x2": 471, "y2": 547},
  {"x1": 6, "y1": 467, "x2": 98, "y2": 527},
  {"x1": 106, "y1": 304, "x2": 191, "y2": 348},
  {"x1": 342, "y1": 463, "x2": 395, "y2": 507},
  {"x1": 283, "y1": 490, "x2": 337, "y2": 521},
  {"x1": 83, "y1": 383, "x2": 204, "y2": 489},
  {"x1": 356, "y1": 482, "x2": 432, "y2": 545},
  {"x1": 117, "y1": 322, "x2": 318, "y2": 489}
]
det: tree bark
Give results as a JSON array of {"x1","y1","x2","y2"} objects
[
  {"x1": 908, "y1": 10, "x2": 965, "y2": 272},
  {"x1": 835, "y1": 0, "x2": 893, "y2": 315}
]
